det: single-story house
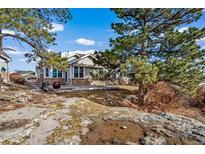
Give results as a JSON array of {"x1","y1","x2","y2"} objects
[
  {"x1": 36, "y1": 52, "x2": 103, "y2": 85},
  {"x1": 0, "y1": 49, "x2": 11, "y2": 80}
]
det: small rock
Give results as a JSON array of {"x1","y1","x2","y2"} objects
[
  {"x1": 126, "y1": 95, "x2": 138, "y2": 101},
  {"x1": 24, "y1": 128, "x2": 33, "y2": 138},
  {"x1": 201, "y1": 108, "x2": 205, "y2": 112},
  {"x1": 32, "y1": 118, "x2": 40, "y2": 123},
  {"x1": 120, "y1": 126, "x2": 127, "y2": 129},
  {"x1": 139, "y1": 131, "x2": 167, "y2": 145},
  {"x1": 63, "y1": 126, "x2": 69, "y2": 131},
  {"x1": 59, "y1": 118, "x2": 64, "y2": 123},
  {"x1": 69, "y1": 135, "x2": 81, "y2": 145}
]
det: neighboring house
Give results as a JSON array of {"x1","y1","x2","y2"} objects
[
  {"x1": 0, "y1": 49, "x2": 11, "y2": 80},
  {"x1": 36, "y1": 52, "x2": 103, "y2": 85}
]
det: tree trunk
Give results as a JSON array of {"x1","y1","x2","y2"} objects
[
  {"x1": 138, "y1": 81, "x2": 146, "y2": 104},
  {"x1": 38, "y1": 61, "x2": 45, "y2": 90},
  {"x1": 140, "y1": 42, "x2": 148, "y2": 58},
  {"x1": 0, "y1": 29, "x2": 3, "y2": 50},
  {"x1": 0, "y1": 29, "x2": 3, "y2": 83}
]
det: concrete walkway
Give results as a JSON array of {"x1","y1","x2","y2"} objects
[
  {"x1": 25, "y1": 81, "x2": 41, "y2": 91},
  {"x1": 54, "y1": 85, "x2": 119, "y2": 93},
  {"x1": 25, "y1": 81, "x2": 119, "y2": 93}
]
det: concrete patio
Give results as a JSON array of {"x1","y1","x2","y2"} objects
[
  {"x1": 52, "y1": 85, "x2": 119, "y2": 93},
  {"x1": 26, "y1": 80, "x2": 119, "y2": 93}
]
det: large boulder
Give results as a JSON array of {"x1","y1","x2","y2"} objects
[
  {"x1": 9, "y1": 73, "x2": 25, "y2": 84},
  {"x1": 195, "y1": 84, "x2": 205, "y2": 103},
  {"x1": 144, "y1": 81, "x2": 191, "y2": 111},
  {"x1": 193, "y1": 84, "x2": 205, "y2": 112}
]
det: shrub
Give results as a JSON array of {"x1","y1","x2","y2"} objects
[
  {"x1": 15, "y1": 78, "x2": 25, "y2": 84},
  {"x1": 9, "y1": 73, "x2": 25, "y2": 84}
]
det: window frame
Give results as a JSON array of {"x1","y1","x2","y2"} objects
[
  {"x1": 74, "y1": 66, "x2": 79, "y2": 78},
  {"x1": 58, "y1": 70, "x2": 62, "y2": 78},
  {"x1": 45, "y1": 67, "x2": 49, "y2": 77},
  {"x1": 79, "y1": 67, "x2": 84, "y2": 78},
  {"x1": 52, "y1": 68, "x2": 57, "y2": 78},
  {"x1": 73, "y1": 66, "x2": 84, "y2": 78}
]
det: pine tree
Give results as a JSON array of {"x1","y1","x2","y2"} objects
[
  {"x1": 110, "y1": 9, "x2": 202, "y2": 58},
  {"x1": 0, "y1": 9, "x2": 71, "y2": 87},
  {"x1": 155, "y1": 28, "x2": 205, "y2": 94},
  {"x1": 94, "y1": 49, "x2": 123, "y2": 80},
  {"x1": 0, "y1": 8, "x2": 71, "y2": 58},
  {"x1": 121, "y1": 56, "x2": 159, "y2": 102},
  {"x1": 96, "y1": 8, "x2": 205, "y2": 102}
]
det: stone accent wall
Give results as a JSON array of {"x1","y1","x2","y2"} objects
[
  {"x1": 41, "y1": 77, "x2": 65, "y2": 85},
  {"x1": 70, "y1": 78, "x2": 91, "y2": 85}
]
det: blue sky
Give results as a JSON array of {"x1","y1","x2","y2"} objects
[
  {"x1": 3, "y1": 8, "x2": 205, "y2": 71},
  {"x1": 3, "y1": 8, "x2": 119, "y2": 71}
]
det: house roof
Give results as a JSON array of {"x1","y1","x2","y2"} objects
[
  {"x1": 0, "y1": 49, "x2": 11, "y2": 62},
  {"x1": 66, "y1": 53, "x2": 81, "y2": 59},
  {"x1": 68, "y1": 53, "x2": 96, "y2": 64}
]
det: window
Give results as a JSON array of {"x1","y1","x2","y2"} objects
[
  {"x1": 58, "y1": 70, "x2": 62, "y2": 77},
  {"x1": 45, "y1": 67, "x2": 49, "y2": 77},
  {"x1": 53, "y1": 68, "x2": 57, "y2": 78},
  {"x1": 74, "y1": 67, "x2": 78, "y2": 78},
  {"x1": 79, "y1": 67, "x2": 84, "y2": 78},
  {"x1": 74, "y1": 67, "x2": 84, "y2": 78}
]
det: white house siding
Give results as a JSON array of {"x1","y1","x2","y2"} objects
[
  {"x1": 0, "y1": 58, "x2": 8, "y2": 72},
  {"x1": 77, "y1": 57, "x2": 94, "y2": 65},
  {"x1": 66, "y1": 66, "x2": 71, "y2": 79},
  {"x1": 84, "y1": 67, "x2": 92, "y2": 79},
  {"x1": 67, "y1": 66, "x2": 72, "y2": 79}
]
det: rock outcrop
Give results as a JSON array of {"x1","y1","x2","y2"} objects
[
  {"x1": 193, "y1": 84, "x2": 205, "y2": 112},
  {"x1": 143, "y1": 81, "x2": 191, "y2": 112},
  {"x1": 0, "y1": 84, "x2": 205, "y2": 145}
]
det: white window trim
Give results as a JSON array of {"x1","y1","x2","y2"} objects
[
  {"x1": 83, "y1": 67, "x2": 85, "y2": 79},
  {"x1": 73, "y1": 66, "x2": 77, "y2": 78},
  {"x1": 73, "y1": 66, "x2": 84, "y2": 79},
  {"x1": 45, "y1": 67, "x2": 50, "y2": 78},
  {"x1": 52, "y1": 68, "x2": 58, "y2": 78},
  {"x1": 58, "y1": 70, "x2": 63, "y2": 78},
  {"x1": 43, "y1": 67, "x2": 46, "y2": 78}
]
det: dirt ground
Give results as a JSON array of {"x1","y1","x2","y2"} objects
[
  {"x1": 0, "y1": 83, "x2": 205, "y2": 145},
  {"x1": 80, "y1": 118, "x2": 199, "y2": 145},
  {"x1": 58, "y1": 89, "x2": 205, "y2": 123},
  {"x1": 58, "y1": 89, "x2": 136, "y2": 107},
  {"x1": 80, "y1": 118, "x2": 144, "y2": 145}
]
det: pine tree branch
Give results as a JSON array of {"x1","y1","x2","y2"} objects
[
  {"x1": 2, "y1": 48, "x2": 16, "y2": 51},
  {"x1": 2, "y1": 33, "x2": 37, "y2": 49}
]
